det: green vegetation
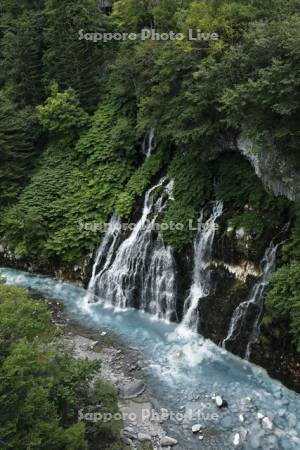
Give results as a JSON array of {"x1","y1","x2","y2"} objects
[
  {"x1": 0, "y1": 281, "x2": 123, "y2": 449},
  {"x1": 265, "y1": 204, "x2": 300, "y2": 349},
  {"x1": 161, "y1": 149, "x2": 212, "y2": 250},
  {"x1": 214, "y1": 154, "x2": 289, "y2": 239},
  {"x1": 1, "y1": 0, "x2": 300, "y2": 349},
  {"x1": 266, "y1": 263, "x2": 300, "y2": 351},
  {"x1": 1, "y1": 99, "x2": 136, "y2": 262},
  {"x1": 115, "y1": 149, "x2": 165, "y2": 218}
]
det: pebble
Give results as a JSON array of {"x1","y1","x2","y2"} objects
[
  {"x1": 257, "y1": 412, "x2": 264, "y2": 420},
  {"x1": 239, "y1": 414, "x2": 245, "y2": 423}
]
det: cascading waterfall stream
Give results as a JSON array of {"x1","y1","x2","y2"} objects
[
  {"x1": 181, "y1": 201, "x2": 223, "y2": 332},
  {"x1": 223, "y1": 241, "x2": 279, "y2": 358},
  {"x1": 83, "y1": 214, "x2": 121, "y2": 310},
  {"x1": 89, "y1": 178, "x2": 177, "y2": 321}
]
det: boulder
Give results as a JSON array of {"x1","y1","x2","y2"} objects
[
  {"x1": 262, "y1": 417, "x2": 273, "y2": 431},
  {"x1": 138, "y1": 432, "x2": 152, "y2": 442},
  {"x1": 160, "y1": 436, "x2": 178, "y2": 446},
  {"x1": 119, "y1": 380, "x2": 146, "y2": 399},
  {"x1": 215, "y1": 396, "x2": 228, "y2": 408},
  {"x1": 192, "y1": 424, "x2": 202, "y2": 433},
  {"x1": 233, "y1": 433, "x2": 241, "y2": 447}
]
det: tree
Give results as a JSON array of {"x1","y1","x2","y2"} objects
[
  {"x1": 37, "y1": 84, "x2": 90, "y2": 139},
  {"x1": 42, "y1": 0, "x2": 109, "y2": 112},
  {"x1": 0, "y1": 283, "x2": 124, "y2": 449},
  {"x1": 0, "y1": 91, "x2": 42, "y2": 210}
]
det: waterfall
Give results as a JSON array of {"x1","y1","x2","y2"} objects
[
  {"x1": 83, "y1": 214, "x2": 121, "y2": 309},
  {"x1": 223, "y1": 241, "x2": 279, "y2": 358},
  {"x1": 181, "y1": 201, "x2": 223, "y2": 332},
  {"x1": 141, "y1": 235, "x2": 176, "y2": 321},
  {"x1": 89, "y1": 178, "x2": 177, "y2": 321},
  {"x1": 142, "y1": 128, "x2": 155, "y2": 158}
]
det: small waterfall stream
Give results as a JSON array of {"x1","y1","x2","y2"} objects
[
  {"x1": 142, "y1": 128, "x2": 155, "y2": 158},
  {"x1": 181, "y1": 201, "x2": 223, "y2": 332},
  {"x1": 223, "y1": 241, "x2": 279, "y2": 358},
  {"x1": 89, "y1": 178, "x2": 177, "y2": 321}
]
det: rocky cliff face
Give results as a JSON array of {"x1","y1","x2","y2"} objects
[{"x1": 237, "y1": 134, "x2": 300, "y2": 201}]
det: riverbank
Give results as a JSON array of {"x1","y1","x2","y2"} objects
[{"x1": 36, "y1": 291, "x2": 181, "y2": 449}]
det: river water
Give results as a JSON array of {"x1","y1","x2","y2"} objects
[{"x1": 1, "y1": 267, "x2": 299, "y2": 450}]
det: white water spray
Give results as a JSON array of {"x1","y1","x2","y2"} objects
[
  {"x1": 181, "y1": 201, "x2": 223, "y2": 332},
  {"x1": 83, "y1": 214, "x2": 121, "y2": 310},
  {"x1": 89, "y1": 178, "x2": 176, "y2": 321}
]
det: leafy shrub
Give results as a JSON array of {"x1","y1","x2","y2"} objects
[
  {"x1": 115, "y1": 149, "x2": 165, "y2": 218},
  {"x1": 0, "y1": 283, "x2": 123, "y2": 449},
  {"x1": 2, "y1": 100, "x2": 136, "y2": 263},
  {"x1": 266, "y1": 262, "x2": 300, "y2": 351},
  {"x1": 214, "y1": 154, "x2": 289, "y2": 237},
  {"x1": 161, "y1": 150, "x2": 213, "y2": 250}
]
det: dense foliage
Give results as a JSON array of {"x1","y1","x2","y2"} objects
[
  {"x1": 0, "y1": 282, "x2": 123, "y2": 449},
  {"x1": 1, "y1": 0, "x2": 300, "y2": 346}
]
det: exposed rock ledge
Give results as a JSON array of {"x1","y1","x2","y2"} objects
[{"x1": 237, "y1": 136, "x2": 300, "y2": 201}]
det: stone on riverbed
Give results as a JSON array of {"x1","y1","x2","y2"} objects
[
  {"x1": 138, "y1": 432, "x2": 152, "y2": 442},
  {"x1": 233, "y1": 433, "x2": 241, "y2": 447},
  {"x1": 192, "y1": 424, "x2": 202, "y2": 433},
  {"x1": 215, "y1": 395, "x2": 228, "y2": 408},
  {"x1": 160, "y1": 436, "x2": 178, "y2": 446},
  {"x1": 89, "y1": 340, "x2": 99, "y2": 350},
  {"x1": 119, "y1": 380, "x2": 146, "y2": 399},
  {"x1": 262, "y1": 416, "x2": 273, "y2": 431}
]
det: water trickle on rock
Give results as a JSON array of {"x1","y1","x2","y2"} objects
[
  {"x1": 181, "y1": 201, "x2": 223, "y2": 332},
  {"x1": 142, "y1": 128, "x2": 155, "y2": 158},
  {"x1": 223, "y1": 240, "x2": 279, "y2": 358}
]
